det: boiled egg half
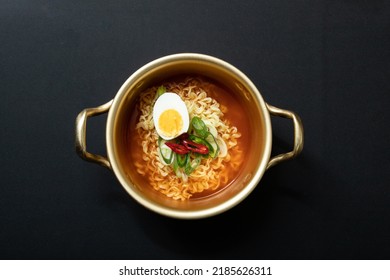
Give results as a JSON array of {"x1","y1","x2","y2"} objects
[{"x1": 153, "y1": 92, "x2": 190, "y2": 140}]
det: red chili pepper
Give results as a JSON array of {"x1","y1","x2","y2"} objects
[
  {"x1": 182, "y1": 139, "x2": 209, "y2": 155},
  {"x1": 165, "y1": 142, "x2": 189, "y2": 155}
]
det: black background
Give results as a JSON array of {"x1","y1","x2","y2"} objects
[{"x1": 1, "y1": 0, "x2": 389, "y2": 260}]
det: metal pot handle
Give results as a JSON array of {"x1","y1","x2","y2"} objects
[
  {"x1": 266, "y1": 103, "x2": 304, "y2": 170},
  {"x1": 75, "y1": 100, "x2": 113, "y2": 169}
]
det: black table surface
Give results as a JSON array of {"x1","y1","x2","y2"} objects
[{"x1": 1, "y1": 0, "x2": 389, "y2": 260}]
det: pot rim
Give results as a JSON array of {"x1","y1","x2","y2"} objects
[{"x1": 106, "y1": 53, "x2": 272, "y2": 219}]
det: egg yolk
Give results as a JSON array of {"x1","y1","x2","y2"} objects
[{"x1": 158, "y1": 109, "x2": 183, "y2": 137}]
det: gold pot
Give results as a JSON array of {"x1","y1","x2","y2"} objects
[{"x1": 75, "y1": 53, "x2": 304, "y2": 219}]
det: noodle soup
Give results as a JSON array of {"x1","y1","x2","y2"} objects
[{"x1": 123, "y1": 75, "x2": 250, "y2": 201}]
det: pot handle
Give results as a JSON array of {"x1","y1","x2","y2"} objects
[
  {"x1": 266, "y1": 103, "x2": 304, "y2": 170},
  {"x1": 75, "y1": 100, "x2": 113, "y2": 169}
]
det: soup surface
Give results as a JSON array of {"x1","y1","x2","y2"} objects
[{"x1": 124, "y1": 75, "x2": 250, "y2": 200}]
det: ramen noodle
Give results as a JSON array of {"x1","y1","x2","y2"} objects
[{"x1": 134, "y1": 76, "x2": 243, "y2": 200}]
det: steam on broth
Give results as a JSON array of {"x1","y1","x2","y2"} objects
[{"x1": 128, "y1": 76, "x2": 248, "y2": 200}]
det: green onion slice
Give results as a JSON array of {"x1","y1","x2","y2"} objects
[
  {"x1": 216, "y1": 137, "x2": 227, "y2": 158},
  {"x1": 204, "y1": 132, "x2": 219, "y2": 158},
  {"x1": 206, "y1": 124, "x2": 218, "y2": 138},
  {"x1": 185, "y1": 155, "x2": 202, "y2": 175},
  {"x1": 190, "y1": 116, "x2": 208, "y2": 138},
  {"x1": 176, "y1": 153, "x2": 189, "y2": 167},
  {"x1": 156, "y1": 86, "x2": 166, "y2": 98},
  {"x1": 172, "y1": 154, "x2": 181, "y2": 177},
  {"x1": 158, "y1": 137, "x2": 174, "y2": 164}
]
